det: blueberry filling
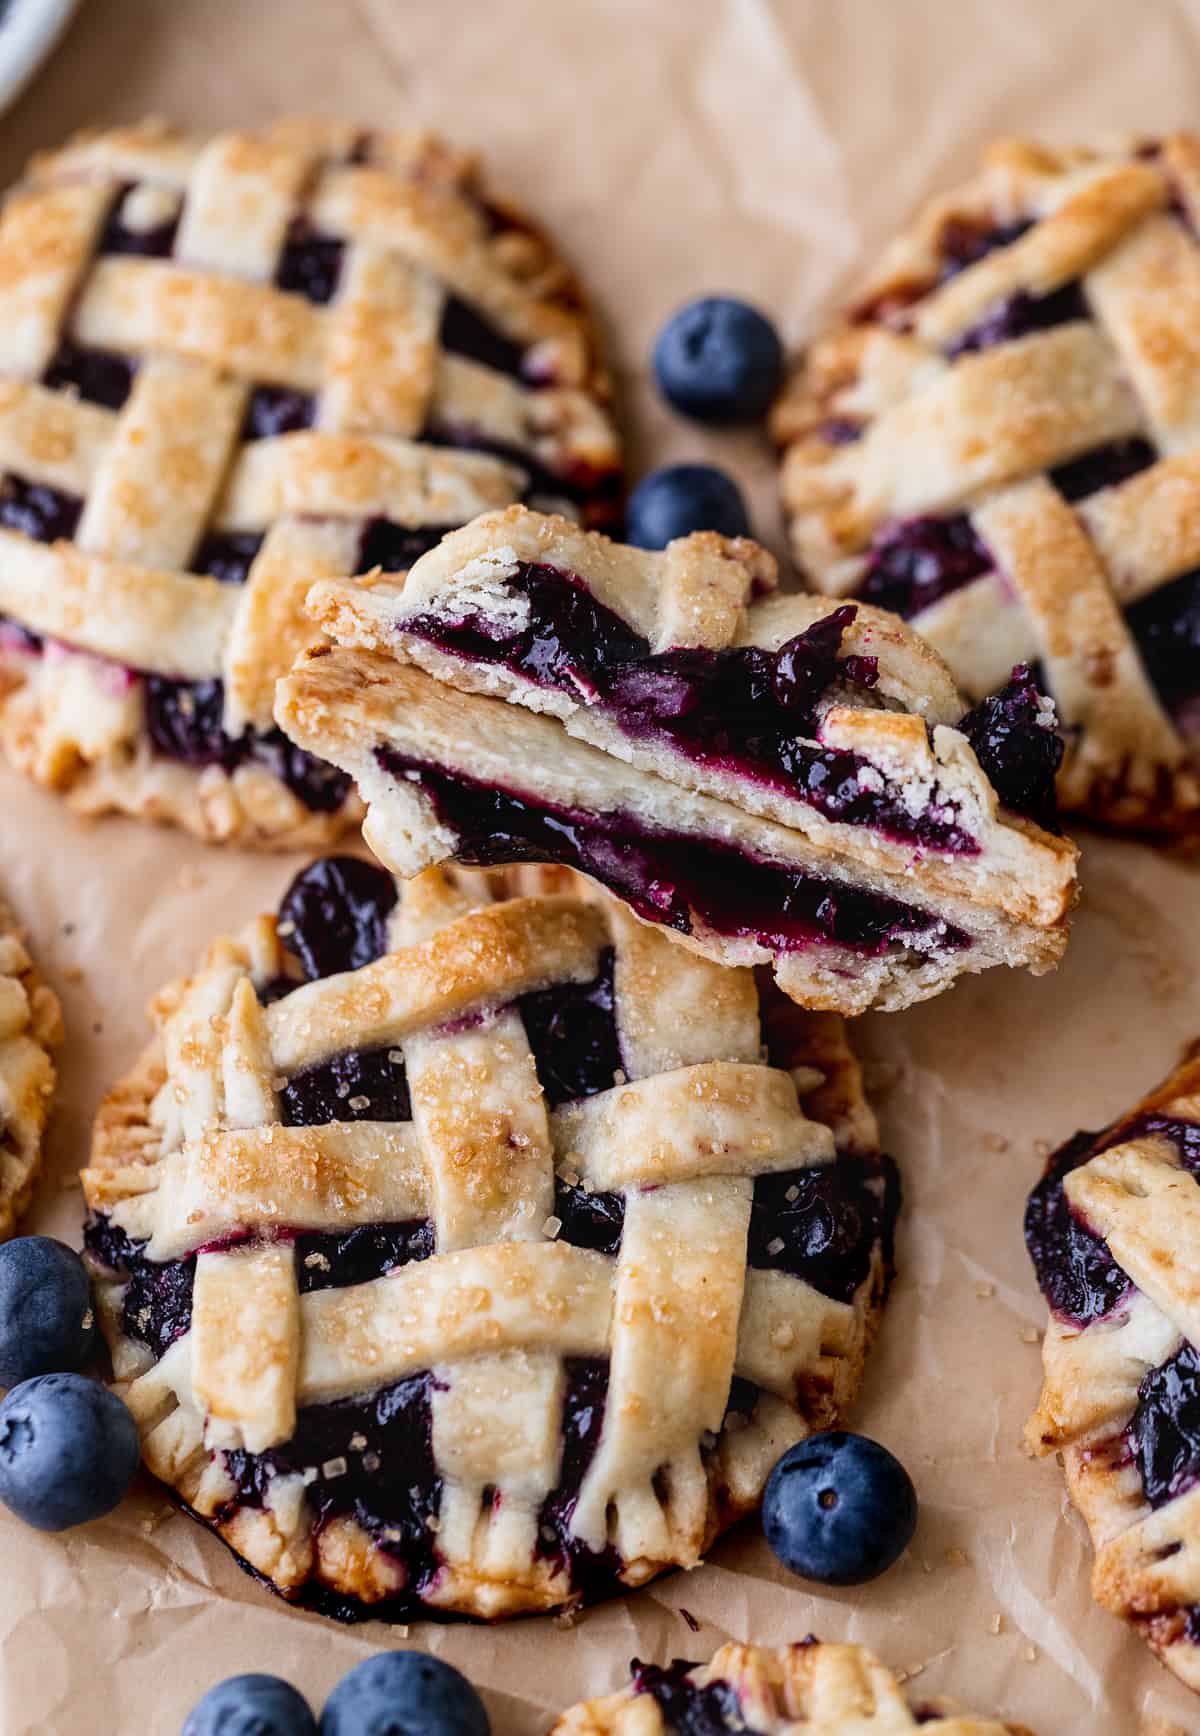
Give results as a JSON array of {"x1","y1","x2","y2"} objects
[
  {"x1": 377, "y1": 748, "x2": 971, "y2": 958},
  {"x1": 439, "y1": 294, "x2": 526, "y2": 379},
  {"x1": 277, "y1": 856, "x2": 399, "y2": 981},
  {"x1": 401, "y1": 565, "x2": 993, "y2": 853},
  {"x1": 1049, "y1": 436, "x2": 1157, "y2": 504},
  {"x1": 1130, "y1": 1343, "x2": 1200, "y2": 1509},
  {"x1": 852, "y1": 514, "x2": 991, "y2": 621},
  {"x1": 947, "y1": 281, "x2": 1089, "y2": 357},
  {"x1": 42, "y1": 341, "x2": 137, "y2": 409},
  {"x1": 281, "y1": 1046, "x2": 413, "y2": 1127},
  {"x1": 1126, "y1": 567, "x2": 1200, "y2": 723},
  {"x1": 629, "y1": 1662, "x2": 745, "y2": 1736},
  {"x1": 191, "y1": 530, "x2": 265, "y2": 586},
  {"x1": 958, "y1": 665, "x2": 1065, "y2": 830},
  {"x1": 223, "y1": 1371, "x2": 444, "y2": 1602},
  {"x1": 142, "y1": 676, "x2": 351, "y2": 812},
  {"x1": 1025, "y1": 1115, "x2": 1200, "y2": 1328},
  {"x1": 936, "y1": 216, "x2": 1033, "y2": 280},
  {"x1": 518, "y1": 947, "x2": 620, "y2": 1105},
  {"x1": 98, "y1": 185, "x2": 180, "y2": 259},
  {"x1": 0, "y1": 475, "x2": 83, "y2": 543},
  {"x1": 274, "y1": 222, "x2": 345, "y2": 306},
  {"x1": 357, "y1": 519, "x2": 459, "y2": 574},
  {"x1": 536, "y1": 1357, "x2": 617, "y2": 1596},
  {"x1": 243, "y1": 386, "x2": 316, "y2": 440}
]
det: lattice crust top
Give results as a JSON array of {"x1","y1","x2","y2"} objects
[
  {"x1": 552, "y1": 1641, "x2": 1033, "y2": 1736},
  {"x1": 1026, "y1": 1042, "x2": 1200, "y2": 1692},
  {"x1": 773, "y1": 135, "x2": 1200, "y2": 838},
  {"x1": 81, "y1": 860, "x2": 895, "y2": 1622},
  {"x1": 0, "y1": 896, "x2": 62, "y2": 1241},
  {"x1": 0, "y1": 117, "x2": 621, "y2": 847}
]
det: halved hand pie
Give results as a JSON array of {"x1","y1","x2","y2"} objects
[
  {"x1": 0, "y1": 895, "x2": 61, "y2": 1241},
  {"x1": 1026, "y1": 1042, "x2": 1200, "y2": 1690},
  {"x1": 553, "y1": 1640, "x2": 1033, "y2": 1734},
  {"x1": 774, "y1": 134, "x2": 1200, "y2": 842},
  {"x1": 278, "y1": 506, "x2": 1077, "y2": 1015},
  {"x1": 0, "y1": 118, "x2": 619, "y2": 846},
  {"x1": 81, "y1": 857, "x2": 896, "y2": 1622}
]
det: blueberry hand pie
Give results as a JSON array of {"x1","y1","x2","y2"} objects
[
  {"x1": 277, "y1": 506, "x2": 1077, "y2": 1017},
  {"x1": 80, "y1": 857, "x2": 896, "y2": 1621},
  {"x1": 774, "y1": 135, "x2": 1200, "y2": 841},
  {"x1": 0, "y1": 896, "x2": 62, "y2": 1240},
  {"x1": 0, "y1": 118, "x2": 620, "y2": 846},
  {"x1": 552, "y1": 1640, "x2": 1033, "y2": 1734},
  {"x1": 1026, "y1": 1042, "x2": 1200, "y2": 1689}
]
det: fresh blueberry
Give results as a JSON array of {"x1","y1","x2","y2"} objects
[
  {"x1": 183, "y1": 1674, "x2": 316, "y2": 1736},
  {"x1": 654, "y1": 296, "x2": 784, "y2": 424},
  {"x1": 762, "y1": 1430, "x2": 917, "y2": 1586},
  {"x1": 319, "y1": 1652, "x2": 490, "y2": 1736},
  {"x1": 625, "y1": 465, "x2": 751, "y2": 549},
  {"x1": 0, "y1": 1372, "x2": 140, "y2": 1530},
  {"x1": 0, "y1": 1237, "x2": 95, "y2": 1387}
]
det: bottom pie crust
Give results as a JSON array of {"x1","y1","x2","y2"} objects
[{"x1": 82, "y1": 865, "x2": 897, "y2": 1622}]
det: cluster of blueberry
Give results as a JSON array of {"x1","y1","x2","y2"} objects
[
  {"x1": 183, "y1": 1652, "x2": 488, "y2": 1736},
  {"x1": 625, "y1": 298, "x2": 784, "y2": 548}
]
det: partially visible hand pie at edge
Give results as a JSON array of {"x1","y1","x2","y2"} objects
[
  {"x1": 0, "y1": 117, "x2": 621, "y2": 847},
  {"x1": 1026, "y1": 1039, "x2": 1200, "y2": 1692},
  {"x1": 0, "y1": 898, "x2": 62, "y2": 1241},
  {"x1": 79, "y1": 857, "x2": 897, "y2": 1623},
  {"x1": 552, "y1": 1640, "x2": 1034, "y2": 1735},
  {"x1": 773, "y1": 133, "x2": 1200, "y2": 844},
  {"x1": 277, "y1": 504, "x2": 1077, "y2": 1017}
]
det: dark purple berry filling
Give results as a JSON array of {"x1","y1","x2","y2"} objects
[
  {"x1": 958, "y1": 664, "x2": 1065, "y2": 830},
  {"x1": 852, "y1": 514, "x2": 991, "y2": 621},
  {"x1": 1126, "y1": 567, "x2": 1200, "y2": 724},
  {"x1": 630, "y1": 1662, "x2": 744, "y2": 1736},
  {"x1": 43, "y1": 341, "x2": 136, "y2": 409},
  {"x1": 277, "y1": 856, "x2": 398, "y2": 981},
  {"x1": 192, "y1": 530, "x2": 265, "y2": 586},
  {"x1": 1049, "y1": 436, "x2": 1157, "y2": 504},
  {"x1": 517, "y1": 947, "x2": 620, "y2": 1105},
  {"x1": 536, "y1": 1357, "x2": 618, "y2": 1597},
  {"x1": 439, "y1": 294, "x2": 526, "y2": 379},
  {"x1": 1026, "y1": 1115, "x2": 1200, "y2": 1328},
  {"x1": 0, "y1": 475, "x2": 83, "y2": 543},
  {"x1": 377, "y1": 748, "x2": 971, "y2": 958},
  {"x1": 142, "y1": 676, "x2": 351, "y2": 812},
  {"x1": 1130, "y1": 1342, "x2": 1200, "y2": 1509},
  {"x1": 98, "y1": 185, "x2": 180, "y2": 260},
  {"x1": 243, "y1": 386, "x2": 316, "y2": 440},
  {"x1": 947, "y1": 281, "x2": 1089, "y2": 357},
  {"x1": 1024, "y1": 1129, "x2": 1128, "y2": 1327},
  {"x1": 274, "y1": 222, "x2": 345, "y2": 306},
  {"x1": 358, "y1": 519, "x2": 459, "y2": 574},
  {"x1": 293, "y1": 1221, "x2": 434, "y2": 1287},
  {"x1": 747, "y1": 1153, "x2": 898, "y2": 1301},
  {"x1": 0, "y1": 615, "x2": 43, "y2": 654},
  {"x1": 223, "y1": 1371, "x2": 444, "y2": 1608},
  {"x1": 400, "y1": 564, "x2": 991, "y2": 853},
  {"x1": 281, "y1": 1046, "x2": 412, "y2": 1127}
]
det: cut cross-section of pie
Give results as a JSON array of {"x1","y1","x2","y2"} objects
[
  {"x1": 1026, "y1": 1042, "x2": 1200, "y2": 1691},
  {"x1": 0, "y1": 894, "x2": 62, "y2": 1240},
  {"x1": 773, "y1": 134, "x2": 1200, "y2": 842},
  {"x1": 0, "y1": 118, "x2": 620, "y2": 846},
  {"x1": 553, "y1": 1640, "x2": 1034, "y2": 1735},
  {"x1": 81, "y1": 856, "x2": 897, "y2": 1623},
  {"x1": 278, "y1": 506, "x2": 1078, "y2": 1016}
]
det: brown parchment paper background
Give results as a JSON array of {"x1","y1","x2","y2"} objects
[{"x1": 3, "y1": 0, "x2": 1200, "y2": 1729}]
